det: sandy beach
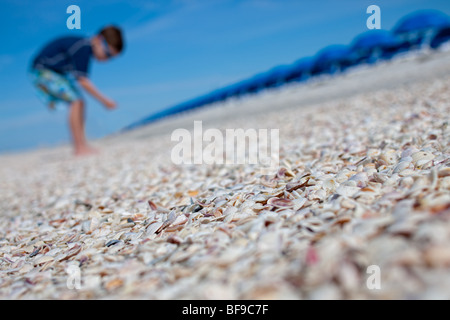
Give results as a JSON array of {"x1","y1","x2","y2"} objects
[{"x1": 0, "y1": 49, "x2": 449, "y2": 299}]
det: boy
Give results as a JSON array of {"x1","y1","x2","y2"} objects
[{"x1": 30, "y1": 25, "x2": 124, "y2": 156}]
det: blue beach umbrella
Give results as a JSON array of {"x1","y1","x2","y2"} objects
[
  {"x1": 351, "y1": 30, "x2": 402, "y2": 63},
  {"x1": 393, "y1": 10, "x2": 450, "y2": 48},
  {"x1": 225, "y1": 79, "x2": 253, "y2": 96},
  {"x1": 257, "y1": 65, "x2": 292, "y2": 88},
  {"x1": 249, "y1": 71, "x2": 274, "y2": 90},
  {"x1": 393, "y1": 10, "x2": 450, "y2": 34},
  {"x1": 224, "y1": 82, "x2": 245, "y2": 98},
  {"x1": 208, "y1": 86, "x2": 231, "y2": 102},
  {"x1": 233, "y1": 73, "x2": 268, "y2": 95},
  {"x1": 431, "y1": 26, "x2": 450, "y2": 48},
  {"x1": 311, "y1": 44, "x2": 354, "y2": 75},
  {"x1": 352, "y1": 30, "x2": 400, "y2": 51},
  {"x1": 281, "y1": 57, "x2": 315, "y2": 82}
]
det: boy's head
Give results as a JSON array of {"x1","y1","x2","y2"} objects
[{"x1": 92, "y1": 25, "x2": 124, "y2": 61}]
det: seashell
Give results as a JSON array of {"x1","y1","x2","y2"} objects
[
  {"x1": 363, "y1": 163, "x2": 377, "y2": 176},
  {"x1": 399, "y1": 156, "x2": 412, "y2": 163},
  {"x1": 18, "y1": 264, "x2": 34, "y2": 274},
  {"x1": 401, "y1": 147, "x2": 419, "y2": 158},
  {"x1": 59, "y1": 244, "x2": 82, "y2": 262},
  {"x1": 423, "y1": 245, "x2": 450, "y2": 268},
  {"x1": 155, "y1": 210, "x2": 177, "y2": 234},
  {"x1": 81, "y1": 220, "x2": 91, "y2": 233},
  {"x1": 373, "y1": 172, "x2": 387, "y2": 183},
  {"x1": 319, "y1": 211, "x2": 336, "y2": 221},
  {"x1": 367, "y1": 149, "x2": 380, "y2": 158},
  {"x1": 399, "y1": 176, "x2": 414, "y2": 188},
  {"x1": 348, "y1": 172, "x2": 368, "y2": 187},
  {"x1": 167, "y1": 235, "x2": 183, "y2": 245},
  {"x1": 312, "y1": 189, "x2": 327, "y2": 201},
  {"x1": 267, "y1": 197, "x2": 294, "y2": 208},
  {"x1": 105, "y1": 239, "x2": 122, "y2": 247},
  {"x1": 440, "y1": 176, "x2": 450, "y2": 189},
  {"x1": 145, "y1": 221, "x2": 164, "y2": 236},
  {"x1": 411, "y1": 151, "x2": 435, "y2": 165},
  {"x1": 223, "y1": 206, "x2": 238, "y2": 223},
  {"x1": 335, "y1": 171, "x2": 349, "y2": 183},
  {"x1": 335, "y1": 185, "x2": 359, "y2": 197},
  {"x1": 393, "y1": 161, "x2": 411, "y2": 174},
  {"x1": 416, "y1": 159, "x2": 433, "y2": 169},
  {"x1": 293, "y1": 197, "x2": 307, "y2": 210},
  {"x1": 398, "y1": 169, "x2": 415, "y2": 177},
  {"x1": 105, "y1": 278, "x2": 124, "y2": 291},
  {"x1": 260, "y1": 176, "x2": 278, "y2": 188},
  {"x1": 34, "y1": 256, "x2": 54, "y2": 266},
  {"x1": 172, "y1": 214, "x2": 188, "y2": 226},
  {"x1": 322, "y1": 178, "x2": 338, "y2": 191},
  {"x1": 379, "y1": 149, "x2": 397, "y2": 164},
  {"x1": 438, "y1": 167, "x2": 450, "y2": 178},
  {"x1": 341, "y1": 197, "x2": 356, "y2": 209}
]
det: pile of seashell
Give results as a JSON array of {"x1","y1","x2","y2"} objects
[{"x1": 0, "y1": 76, "x2": 449, "y2": 299}]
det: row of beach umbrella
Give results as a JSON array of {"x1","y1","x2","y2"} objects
[{"x1": 124, "y1": 10, "x2": 450, "y2": 131}]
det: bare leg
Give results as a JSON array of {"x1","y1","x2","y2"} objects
[{"x1": 69, "y1": 99, "x2": 97, "y2": 156}]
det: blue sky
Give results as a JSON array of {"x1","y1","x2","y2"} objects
[{"x1": 1, "y1": 0, "x2": 450, "y2": 153}]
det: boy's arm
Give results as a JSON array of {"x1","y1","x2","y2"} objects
[{"x1": 77, "y1": 76, "x2": 116, "y2": 109}]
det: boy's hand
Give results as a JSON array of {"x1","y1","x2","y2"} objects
[
  {"x1": 77, "y1": 76, "x2": 117, "y2": 110},
  {"x1": 102, "y1": 98, "x2": 117, "y2": 110}
]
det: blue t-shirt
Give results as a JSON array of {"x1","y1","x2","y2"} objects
[{"x1": 32, "y1": 36, "x2": 93, "y2": 79}]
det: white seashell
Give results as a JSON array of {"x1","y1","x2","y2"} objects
[
  {"x1": 341, "y1": 197, "x2": 356, "y2": 209},
  {"x1": 319, "y1": 211, "x2": 336, "y2": 221},
  {"x1": 81, "y1": 220, "x2": 91, "y2": 233},
  {"x1": 323, "y1": 178, "x2": 338, "y2": 191},
  {"x1": 399, "y1": 156, "x2": 412, "y2": 163},
  {"x1": 440, "y1": 176, "x2": 450, "y2": 189},
  {"x1": 224, "y1": 206, "x2": 238, "y2": 223},
  {"x1": 335, "y1": 171, "x2": 349, "y2": 183},
  {"x1": 18, "y1": 264, "x2": 34, "y2": 274},
  {"x1": 267, "y1": 197, "x2": 294, "y2": 208},
  {"x1": 424, "y1": 245, "x2": 450, "y2": 268},
  {"x1": 307, "y1": 189, "x2": 324, "y2": 201},
  {"x1": 367, "y1": 149, "x2": 380, "y2": 158},
  {"x1": 393, "y1": 161, "x2": 411, "y2": 174},
  {"x1": 401, "y1": 147, "x2": 419, "y2": 158},
  {"x1": 398, "y1": 169, "x2": 415, "y2": 177},
  {"x1": 336, "y1": 185, "x2": 359, "y2": 197},
  {"x1": 293, "y1": 197, "x2": 307, "y2": 210},
  {"x1": 34, "y1": 256, "x2": 54, "y2": 266},
  {"x1": 373, "y1": 172, "x2": 387, "y2": 183},
  {"x1": 379, "y1": 149, "x2": 397, "y2": 164},
  {"x1": 399, "y1": 176, "x2": 414, "y2": 188},
  {"x1": 145, "y1": 221, "x2": 163, "y2": 236},
  {"x1": 348, "y1": 172, "x2": 368, "y2": 187},
  {"x1": 411, "y1": 151, "x2": 435, "y2": 165}
]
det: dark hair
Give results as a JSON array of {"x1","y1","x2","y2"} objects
[{"x1": 99, "y1": 25, "x2": 124, "y2": 53}]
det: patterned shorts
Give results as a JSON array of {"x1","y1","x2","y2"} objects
[{"x1": 30, "y1": 68, "x2": 82, "y2": 105}]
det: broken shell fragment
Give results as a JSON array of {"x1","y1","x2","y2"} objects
[{"x1": 267, "y1": 197, "x2": 295, "y2": 208}]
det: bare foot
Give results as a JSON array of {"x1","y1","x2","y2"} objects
[
  {"x1": 74, "y1": 146, "x2": 99, "y2": 157},
  {"x1": 48, "y1": 101, "x2": 55, "y2": 111}
]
